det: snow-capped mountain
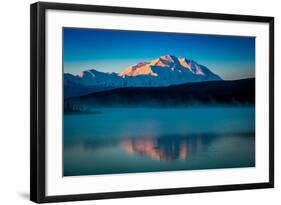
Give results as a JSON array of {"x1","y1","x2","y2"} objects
[{"x1": 64, "y1": 55, "x2": 222, "y2": 98}]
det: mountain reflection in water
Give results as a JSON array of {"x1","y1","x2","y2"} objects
[{"x1": 121, "y1": 135, "x2": 204, "y2": 162}]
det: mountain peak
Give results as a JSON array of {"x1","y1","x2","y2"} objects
[
  {"x1": 77, "y1": 69, "x2": 119, "y2": 79},
  {"x1": 118, "y1": 55, "x2": 222, "y2": 80},
  {"x1": 159, "y1": 54, "x2": 177, "y2": 61},
  {"x1": 159, "y1": 54, "x2": 179, "y2": 64},
  {"x1": 178, "y1": 57, "x2": 191, "y2": 69},
  {"x1": 150, "y1": 54, "x2": 179, "y2": 67},
  {"x1": 119, "y1": 62, "x2": 155, "y2": 77},
  {"x1": 77, "y1": 69, "x2": 98, "y2": 78}
]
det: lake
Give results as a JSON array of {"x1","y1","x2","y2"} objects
[{"x1": 63, "y1": 107, "x2": 255, "y2": 176}]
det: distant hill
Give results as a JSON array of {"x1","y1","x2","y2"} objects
[{"x1": 65, "y1": 78, "x2": 255, "y2": 108}]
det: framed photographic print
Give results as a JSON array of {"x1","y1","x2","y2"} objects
[{"x1": 30, "y1": 1, "x2": 274, "y2": 203}]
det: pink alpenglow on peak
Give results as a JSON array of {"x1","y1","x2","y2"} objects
[
  {"x1": 150, "y1": 55, "x2": 179, "y2": 67},
  {"x1": 119, "y1": 62, "x2": 158, "y2": 77},
  {"x1": 178, "y1": 58, "x2": 192, "y2": 70},
  {"x1": 119, "y1": 55, "x2": 221, "y2": 80}
]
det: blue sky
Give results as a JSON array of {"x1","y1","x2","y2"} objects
[{"x1": 63, "y1": 27, "x2": 255, "y2": 80}]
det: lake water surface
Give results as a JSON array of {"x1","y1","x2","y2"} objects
[{"x1": 64, "y1": 107, "x2": 255, "y2": 176}]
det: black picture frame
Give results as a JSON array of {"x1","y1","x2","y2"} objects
[{"x1": 30, "y1": 1, "x2": 274, "y2": 203}]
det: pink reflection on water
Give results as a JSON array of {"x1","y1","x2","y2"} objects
[
  {"x1": 121, "y1": 135, "x2": 203, "y2": 162},
  {"x1": 122, "y1": 137, "x2": 163, "y2": 160}
]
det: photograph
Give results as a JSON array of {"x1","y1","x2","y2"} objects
[
  {"x1": 63, "y1": 28, "x2": 256, "y2": 176},
  {"x1": 29, "y1": 1, "x2": 274, "y2": 203}
]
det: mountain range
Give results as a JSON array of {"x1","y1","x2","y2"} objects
[{"x1": 64, "y1": 55, "x2": 222, "y2": 98}]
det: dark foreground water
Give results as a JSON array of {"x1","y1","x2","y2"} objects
[{"x1": 63, "y1": 107, "x2": 255, "y2": 176}]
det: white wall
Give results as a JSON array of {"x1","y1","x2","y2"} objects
[{"x1": 0, "y1": 0, "x2": 279, "y2": 204}]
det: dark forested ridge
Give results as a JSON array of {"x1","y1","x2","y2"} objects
[{"x1": 65, "y1": 78, "x2": 255, "y2": 108}]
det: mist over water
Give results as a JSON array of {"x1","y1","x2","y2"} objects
[{"x1": 64, "y1": 106, "x2": 255, "y2": 176}]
